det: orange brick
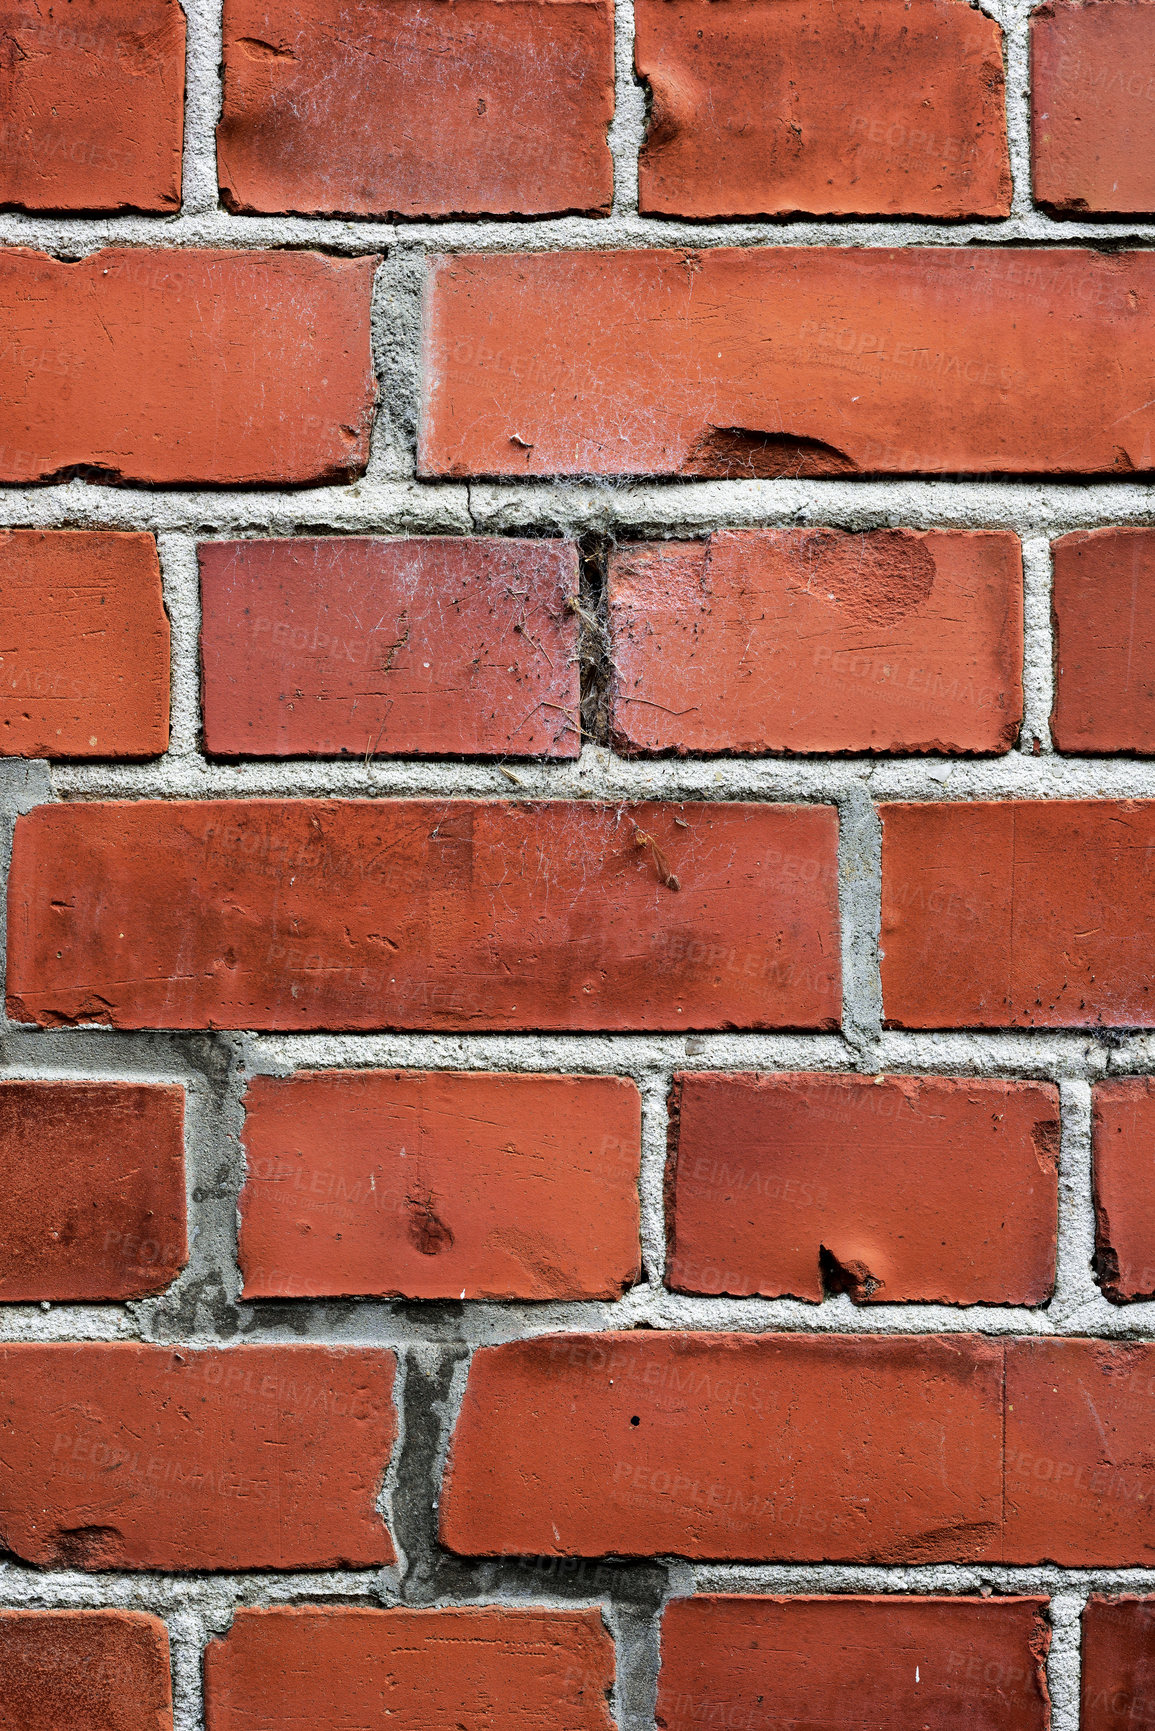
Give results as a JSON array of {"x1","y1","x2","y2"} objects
[
  {"x1": 239, "y1": 1070, "x2": 641, "y2": 1299},
  {"x1": 609, "y1": 529, "x2": 1022, "y2": 755},
  {"x1": 637, "y1": 0, "x2": 1010, "y2": 217},
  {"x1": 0, "y1": 531, "x2": 169, "y2": 759}
]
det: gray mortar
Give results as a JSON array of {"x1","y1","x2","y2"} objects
[{"x1": 3, "y1": 0, "x2": 1155, "y2": 1717}]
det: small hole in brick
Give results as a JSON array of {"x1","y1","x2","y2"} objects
[{"x1": 630, "y1": 1415, "x2": 640, "y2": 1426}]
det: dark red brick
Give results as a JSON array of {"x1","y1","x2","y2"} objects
[
  {"x1": 0, "y1": 1081, "x2": 186, "y2": 1301},
  {"x1": 218, "y1": 0, "x2": 614, "y2": 216},
  {"x1": 200, "y1": 537, "x2": 579, "y2": 759},
  {"x1": 6, "y1": 799, "x2": 841, "y2": 1032},
  {"x1": 666, "y1": 1073, "x2": 1058, "y2": 1304},
  {"x1": 880, "y1": 800, "x2": 1155, "y2": 1028}
]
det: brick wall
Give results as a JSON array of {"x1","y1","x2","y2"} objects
[{"x1": 2, "y1": 0, "x2": 1155, "y2": 1727}]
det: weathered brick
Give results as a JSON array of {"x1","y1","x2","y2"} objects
[
  {"x1": 439, "y1": 1332, "x2": 1004, "y2": 1560},
  {"x1": 1003, "y1": 1338, "x2": 1155, "y2": 1565},
  {"x1": 657, "y1": 1596, "x2": 1050, "y2": 1731},
  {"x1": 636, "y1": 0, "x2": 1010, "y2": 218},
  {"x1": 1032, "y1": 0, "x2": 1155, "y2": 214},
  {"x1": 0, "y1": 1610, "x2": 173, "y2": 1731},
  {"x1": 880, "y1": 800, "x2": 1155, "y2": 1028},
  {"x1": 608, "y1": 529, "x2": 1023, "y2": 755},
  {"x1": 1051, "y1": 528, "x2": 1155, "y2": 753},
  {"x1": 218, "y1": 0, "x2": 614, "y2": 216},
  {"x1": 200, "y1": 537, "x2": 580, "y2": 758},
  {"x1": 239, "y1": 1070, "x2": 641, "y2": 1299},
  {"x1": 0, "y1": 530, "x2": 169, "y2": 759},
  {"x1": 1093, "y1": 1080, "x2": 1155, "y2": 1302},
  {"x1": 0, "y1": 0, "x2": 184, "y2": 213},
  {"x1": 420, "y1": 248, "x2": 1155, "y2": 478},
  {"x1": 0, "y1": 1344, "x2": 395, "y2": 1570},
  {"x1": 0, "y1": 249, "x2": 377, "y2": 486},
  {"x1": 6, "y1": 799, "x2": 841, "y2": 1032},
  {"x1": 666, "y1": 1073, "x2": 1059, "y2": 1304},
  {"x1": 1082, "y1": 1596, "x2": 1155, "y2": 1731},
  {"x1": 0, "y1": 1081, "x2": 186, "y2": 1302},
  {"x1": 441, "y1": 1332, "x2": 1155, "y2": 1562},
  {"x1": 204, "y1": 1606, "x2": 615, "y2": 1731}
]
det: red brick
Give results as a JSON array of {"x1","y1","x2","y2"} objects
[
  {"x1": 0, "y1": 249, "x2": 376, "y2": 487},
  {"x1": 1051, "y1": 529, "x2": 1155, "y2": 753},
  {"x1": 666, "y1": 1073, "x2": 1059, "y2": 1304},
  {"x1": 0, "y1": 1610, "x2": 172, "y2": 1731},
  {"x1": 1082, "y1": 1596, "x2": 1155, "y2": 1731},
  {"x1": 608, "y1": 530, "x2": 1023, "y2": 755},
  {"x1": 879, "y1": 800, "x2": 1155, "y2": 1028},
  {"x1": 218, "y1": 0, "x2": 613, "y2": 217},
  {"x1": 238, "y1": 1070, "x2": 641, "y2": 1299},
  {"x1": 200, "y1": 537, "x2": 580, "y2": 759},
  {"x1": 6, "y1": 799, "x2": 840, "y2": 1032},
  {"x1": 420, "y1": 248, "x2": 1155, "y2": 479},
  {"x1": 1032, "y1": 0, "x2": 1155, "y2": 214},
  {"x1": 1093, "y1": 1080, "x2": 1155, "y2": 1302},
  {"x1": 636, "y1": 0, "x2": 1010, "y2": 218},
  {"x1": 657, "y1": 1596, "x2": 1050, "y2": 1731},
  {"x1": 0, "y1": 530, "x2": 169, "y2": 759},
  {"x1": 0, "y1": 1081, "x2": 187, "y2": 1302},
  {"x1": 1003, "y1": 1338, "x2": 1155, "y2": 1565},
  {"x1": 204, "y1": 1606, "x2": 614, "y2": 1731},
  {"x1": 439, "y1": 1332, "x2": 1004, "y2": 1560},
  {"x1": 0, "y1": 1344, "x2": 395, "y2": 1570},
  {"x1": 0, "y1": 0, "x2": 184, "y2": 213}
]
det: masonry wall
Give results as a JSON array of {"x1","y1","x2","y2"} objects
[{"x1": 3, "y1": 0, "x2": 1155, "y2": 1727}]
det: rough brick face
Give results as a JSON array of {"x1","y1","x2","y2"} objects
[
  {"x1": 657, "y1": 1597, "x2": 1050, "y2": 1731},
  {"x1": 0, "y1": 1611, "x2": 173, "y2": 1731},
  {"x1": 1032, "y1": 0, "x2": 1155, "y2": 214},
  {"x1": 200, "y1": 537, "x2": 580, "y2": 758},
  {"x1": 440, "y1": 1331, "x2": 1005, "y2": 1560},
  {"x1": 1093, "y1": 1080, "x2": 1155, "y2": 1302},
  {"x1": 6, "y1": 798, "x2": 841, "y2": 1031},
  {"x1": 0, "y1": 1081, "x2": 187, "y2": 1301},
  {"x1": 204, "y1": 1606, "x2": 615, "y2": 1731},
  {"x1": 1082, "y1": 1596, "x2": 1155, "y2": 1731},
  {"x1": 218, "y1": 0, "x2": 614, "y2": 216},
  {"x1": 0, "y1": 530, "x2": 169, "y2": 759},
  {"x1": 442, "y1": 1332, "x2": 1155, "y2": 1562},
  {"x1": 421, "y1": 248, "x2": 1155, "y2": 478},
  {"x1": 0, "y1": 1344, "x2": 395, "y2": 1570},
  {"x1": 880, "y1": 800, "x2": 1155, "y2": 1028},
  {"x1": 608, "y1": 529, "x2": 1023, "y2": 755},
  {"x1": 635, "y1": 0, "x2": 1010, "y2": 218},
  {"x1": 1051, "y1": 528, "x2": 1155, "y2": 753},
  {"x1": 666, "y1": 1073, "x2": 1059, "y2": 1304},
  {"x1": 238, "y1": 1070, "x2": 641, "y2": 1298},
  {"x1": 1003, "y1": 1338, "x2": 1155, "y2": 1566},
  {"x1": 0, "y1": 0, "x2": 185, "y2": 213},
  {"x1": 0, "y1": 249, "x2": 377, "y2": 486}
]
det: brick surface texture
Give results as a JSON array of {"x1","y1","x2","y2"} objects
[{"x1": 0, "y1": 0, "x2": 1151, "y2": 1721}]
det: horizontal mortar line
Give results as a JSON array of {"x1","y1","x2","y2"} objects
[
  {"x1": 689, "y1": 1564, "x2": 1155, "y2": 1591},
  {"x1": 4, "y1": 213, "x2": 1155, "y2": 253},
  {"x1": 247, "y1": 1028, "x2": 1127, "y2": 1071},
  {"x1": 0, "y1": 1567, "x2": 389, "y2": 1601},
  {"x1": 42, "y1": 755, "x2": 1155, "y2": 800},
  {"x1": 7, "y1": 1300, "x2": 1154, "y2": 1344},
  {"x1": 6, "y1": 479, "x2": 1155, "y2": 535}
]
